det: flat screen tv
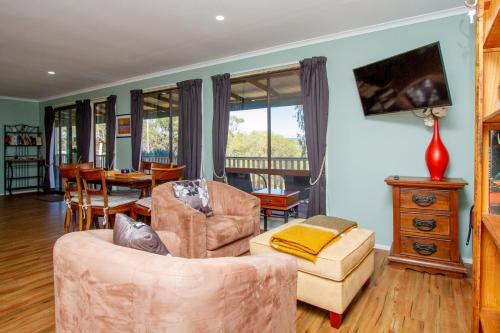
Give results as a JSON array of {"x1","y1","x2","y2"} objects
[{"x1": 353, "y1": 42, "x2": 452, "y2": 116}]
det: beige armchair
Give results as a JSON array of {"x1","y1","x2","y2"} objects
[
  {"x1": 151, "y1": 181, "x2": 261, "y2": 258},
  {"x1": 53, "y1": 230, "x2": 297, "y2": 332}
]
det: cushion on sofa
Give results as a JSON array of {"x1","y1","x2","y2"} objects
[
  {"x1": 171, "y1": 179, "x2": 213, "y2": 216},
  {"x1": 206, "y1": 215, "x2": 255, "y2": 250},
  {"x1": 113, "y1": 213, "x2": 169, "y2": 255},
  {"x1": 250, "y1": 219, "x2": 374, "y2": 281}
]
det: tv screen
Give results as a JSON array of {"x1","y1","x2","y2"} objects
[{"x1": 353, "y1": 42, "x2": 452, "y2": 116}]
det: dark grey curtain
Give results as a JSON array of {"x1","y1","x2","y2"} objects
[
  {"x1": 105, "y1": 95, "x2": 117, "y2": 169},
  {"x1": 130, "y1": 90, "x2": 144, "y2": 171},
  {"x1": 300, "y1": 57, "x2": 329, "y2": 217},
  {"x1": 43, "y1": 106, "x2": 55, "y2": 193},
  {"x1": 177, "y1": 79, "x2": 202, "y2": 179},
  {"x1": 75, "y1": 99, "x2": 92, "y2": 162},
  {"x1": 211, "y1": 73, "x2": 231, "y2": 182}
]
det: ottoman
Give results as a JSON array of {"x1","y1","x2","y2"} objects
[{"x1": 250, "y1": 219, "x2": 374, "y2": 328}]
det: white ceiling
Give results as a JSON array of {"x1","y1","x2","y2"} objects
[{"x1": 0, "y1": 0, "x2": 464, "y2": 100}]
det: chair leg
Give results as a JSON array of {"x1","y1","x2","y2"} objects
[
  {"x1": 329, "y1": 311, "x2": 343, "y2": 329},
  {"x1": 64, "y1": 208, "x2": 71, "y2": 233},
  {"x1": 72, "y1": 210, "x2": 78, "y2": 231},
  {"x1": 130, "y1": 207, "x2": 137, "y2": 220},
  {"x1": 78, "y1": 206, "x2": 83, "y2": 231},
  {"x1": 85, "y1": 209, "x2": 93, "y2": 230},
  {"x1": 108, "y1": 214, "x2": 115, "y2": 229},
  {"x1": 93, "y1": 215, "x2": 99, "y2": 229}
]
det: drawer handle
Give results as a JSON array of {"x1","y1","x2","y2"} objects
[
  {"x1": 412, "y1": 218, "x2": 437, "y2": 232},
  {"x1": 264, "y1": 199, "x2": 273, "y2": 204},
  {"x1": 411, "y1": 193, "x2": 436, "y2": 207},
  {"x1": 412, "y1": 242, "x2": 437, "y2": 256}
]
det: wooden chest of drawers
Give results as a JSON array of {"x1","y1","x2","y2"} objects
[{"x1": 385, "y1": 176, "x2": 468, "y2": 278}]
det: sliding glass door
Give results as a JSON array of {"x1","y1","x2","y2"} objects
[
  {"x1": 52, "y1": 105, "x2": 77, "y2": 192},
  {"x1": 226, "y1": 68, "x2": 308, "y2": 193}
]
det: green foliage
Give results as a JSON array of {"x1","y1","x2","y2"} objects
[
  {"x1": 294, "y1": 105, "x2": 307, "y2": 158},
  {"x1": 227, "y1": 130, "x2": 302, "y2": 158},
  {"x1": 227, "y1": 114, "x2": 305, "y2": 158},
  {"x1": 142, "y1": 117, "x2": 178, "y2": 153}
]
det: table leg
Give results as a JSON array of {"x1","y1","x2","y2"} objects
[
  {"x1": 284, "y1": 210, "x2": 289, "y2": 224},
  {"x1": 264, "y1": 214, "x2": 268, "y2": 232},
  {"x1": 140, "y1": 187, "x2": 149, "y2": 199}
]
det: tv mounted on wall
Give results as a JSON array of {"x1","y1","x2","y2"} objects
[{"x1": 353, "y1": 42, "x2": 452, "y2": 116}]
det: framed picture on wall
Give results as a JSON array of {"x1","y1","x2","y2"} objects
[{"x1": 116, "y1": 114, "x2": 131, "y2": 138}]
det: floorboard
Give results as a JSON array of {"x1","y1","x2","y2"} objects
[{"x1": 0, "y1": 194, "x2": 472, "y2": 332}]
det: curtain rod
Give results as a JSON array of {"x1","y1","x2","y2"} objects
[
  {"x1": 230, "y1": 62, "x2": 300, "y2": 79},
  {"x1": 143, "y1": 83, "x2": 177, "y2": 93}
]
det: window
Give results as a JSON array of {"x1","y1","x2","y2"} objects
[
  {"x1": 142, "y1": 88, "x2": 179, "y2": 164},
  {"x1": 226, "y1": 68, "x2": 308, "y2": 191},
  {"x1": 93, "y1": 101, "x2": 107, "y2": 168},
  {"x1": 52, "y1": 105, "x2": 77, "y2": 191}
]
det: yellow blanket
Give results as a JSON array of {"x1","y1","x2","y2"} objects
[{"x1": 269, "y1": 216, "x2": 357, "y2": 262}]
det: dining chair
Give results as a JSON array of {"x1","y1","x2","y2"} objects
[
  {"x1": 60, "y1": 165, "x2": 82, "y2": 233},
  {"x1": 80, "y1": 168, "x2": 138, "y2": 230},
  {"x1": 151, "y1": 162, "x2": 171, "y2": 169},
  {"x1": 59, "y1": 162, "x2": 95, "y2": 232},
  {"x1": 130, "y1": 165, "x2": 186, "y2": 222},
  {"x1": 139, "y1": 160, "x2": 152, "y2": 174}
]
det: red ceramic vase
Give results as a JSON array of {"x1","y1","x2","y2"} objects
[{"x1": 425, "y1": 118, "x2": 449, "y2": 181}]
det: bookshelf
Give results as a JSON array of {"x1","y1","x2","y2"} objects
[
  {"x1": 3, "y1": 124, "x2": 44, "y2": 195},
  {"x1": 473, "y1": 1, "x2": 500, "y2": 332}
]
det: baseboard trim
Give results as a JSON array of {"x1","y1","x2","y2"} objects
[
  {"x1": 1, "y1": 189, "x2": 39, "y2": 196},
  {"x1": 374, "y1": 243, "x2": 472, "y2": 264}
]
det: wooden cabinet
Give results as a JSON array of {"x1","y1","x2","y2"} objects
[
  {"x1": 473, "y1": 1, "x2": 500, "y2": 332},
  {"x1": 385, "y1": 176, "x2": 467, "y2": 278}
]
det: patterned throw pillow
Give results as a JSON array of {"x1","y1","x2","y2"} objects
[
  {"x1": 171, "y1": 179, "x2": 214, "y2": 217},
  {"x1": 113, "y1": 214, "x2": 169, "y2": 255}
]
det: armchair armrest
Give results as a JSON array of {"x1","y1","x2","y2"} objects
[
  {"x1": 151, "y1": 183, "x2": 207, "y2": 258},
  {"x1": 208, "y1": 181, "x2": 261, "y2": 235}
]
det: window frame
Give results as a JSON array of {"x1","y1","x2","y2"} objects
[
  {"x1": 52, "y1": 104, "x2": 77, "y2": 191},
  {"x1": 93, "y1": 101, "x2": 107, "y2": 168},
  {"x1": 226, "y1": 67, "x2": 310, "y2": 186},
  {"x1": 142, "y1": 87, "x2": 178, "y2": 164}
]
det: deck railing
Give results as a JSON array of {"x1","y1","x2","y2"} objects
[
  {"x1": 225, "y1": 156, "x2": 309, "y2": 189},
  {"x1": 57, "y1": 154, "x2": 309, "y2": 190}
]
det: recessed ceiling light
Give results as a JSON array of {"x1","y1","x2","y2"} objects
[
  {"x1": 215, "y1": 15, "x2": 225, "y2": 21},
  {"x1": 47, "y1": 71, "x2": 56, "y2": 75}
]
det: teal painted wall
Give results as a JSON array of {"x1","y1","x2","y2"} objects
[
  {"x1": 0, "y1": 98, "x2": 40, "y2": 193},
  {"x1": 40, "y1": 14, "x2": 476, "y2": 259}
]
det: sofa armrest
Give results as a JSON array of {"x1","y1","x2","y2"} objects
[
  {"x1": 151, "y1": 182, "x2": 207, "y2": 258},
  {"x1": 208, "y1": 181, "x2": 261, "y2": 235}
]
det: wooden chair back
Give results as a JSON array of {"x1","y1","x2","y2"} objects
[
  {"x1": 80, "y1": 168, "x2": 108, "y2": 207},
  {"x1": 151, "y1": 162, "x2": 172, "y2": 169},
  {"x1": 59, "y1": 164, "x2": 81, "y2": 201},
  {"x1": 140, "y1": 161, "x2": 152, "y2": 173},
  {"x1": 151, "y1": 165, "x2": 185, "y2": 188},
  {"x1": 78, "y1": 162, "x2": 94, "y2": 170}
]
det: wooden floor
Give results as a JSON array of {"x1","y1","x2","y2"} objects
[{"x1": 0, "y1": 194, "x2": 472, "y2": 333}]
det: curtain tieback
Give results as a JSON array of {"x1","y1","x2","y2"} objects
[
  {"x1": 103, "y1": 207, "x2": 109, "y2": 227},
  {"x1": 213, "y1": 167, "x2": 226, "y2": 180},
  {"x1": 65, "y1": 199, "x2": 73, "y2": 226},
  {"x1": 309, "y1": 155, "x2": 326, "y2": 186},
  {"x1": 81, "y1": 203, "x2": 90, "y2": 221}
]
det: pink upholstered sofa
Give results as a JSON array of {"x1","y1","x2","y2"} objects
[
  {"x1": 53, "y1": 230, "x2": 297, "y2": 332},
  {"x1": 151, "y1": 181, "x2": 261, "y2": 258}
]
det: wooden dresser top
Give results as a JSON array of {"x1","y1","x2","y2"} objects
[{"x1": 385, "y1": 176, "x2": 468, "y2": 189}]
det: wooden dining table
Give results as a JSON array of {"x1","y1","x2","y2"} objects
[{"x1": 104, "y1": 173, "x2": 152, "y2": 198}]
